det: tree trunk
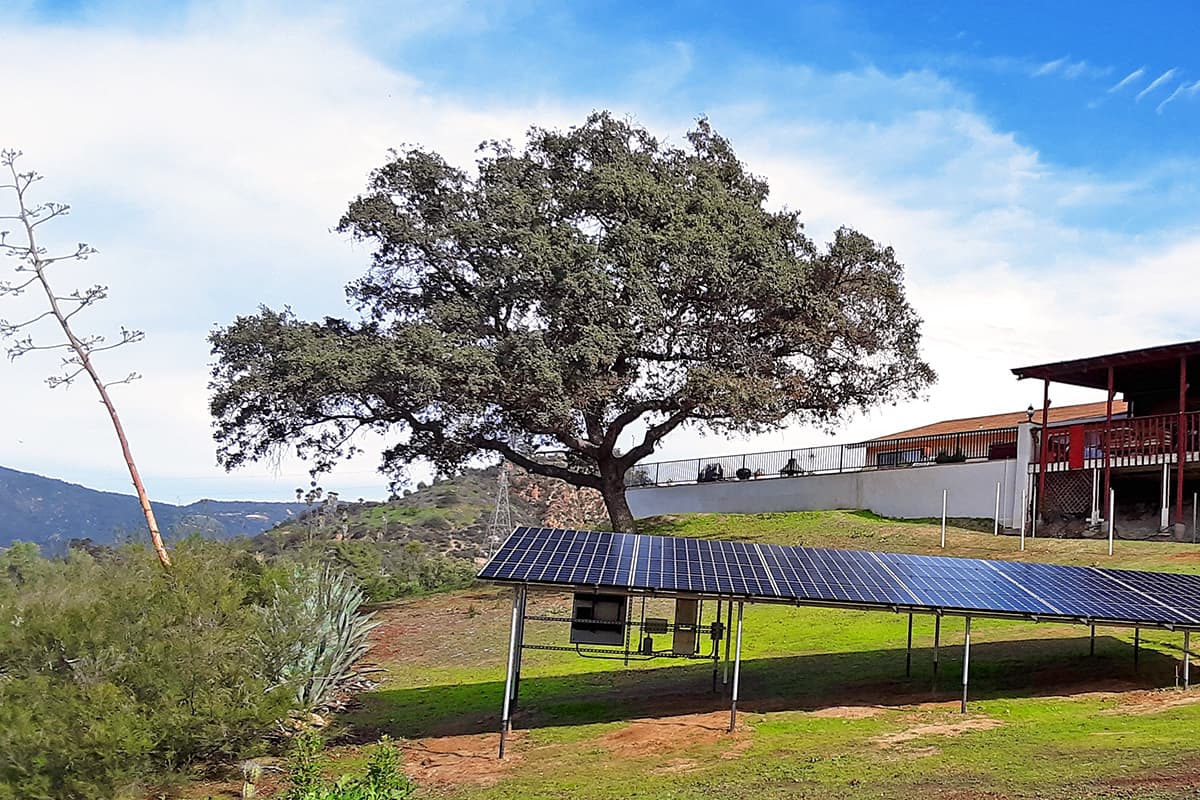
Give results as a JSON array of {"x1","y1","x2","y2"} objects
[{"x1": 598, "y1": 463, "x2": 637, "y2": 533}]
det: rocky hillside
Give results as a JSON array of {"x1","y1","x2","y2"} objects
[{"x1": 266, "y1": 465, "x2": 607, "y2": 558}]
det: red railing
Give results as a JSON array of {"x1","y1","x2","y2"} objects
[{"x1": 1033, "y1": 411, "x2": 1200, "y2": 471}]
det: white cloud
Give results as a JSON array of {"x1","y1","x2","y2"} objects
[
  {"x1": 1135, "y1": 68, "x2": 1178, "y2": 102},
  {"x1": 1032, "y1": 56, "x2": 1109, "y2": 80},
  {"x1": 1109, "y1": 66, "x2": 1146, "y2": 92},
  {"x1": 1157, "y1": 79, "x2": 1200, "y2": 114},
  {"x1": 4, "y1": 8, "x2": 1200, "y2": 502}
]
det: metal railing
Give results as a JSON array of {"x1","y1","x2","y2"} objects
[
  {"x1": 627, "y1": 426, "x2": 1020, "y2": 488},
  {"x1": 1033, "y1": 411, "x2": 1200, "y2": 472}
]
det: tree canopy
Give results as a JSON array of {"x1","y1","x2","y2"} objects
[{"x1": 209, "y1": 112, "x2": 935, "y2": 531}]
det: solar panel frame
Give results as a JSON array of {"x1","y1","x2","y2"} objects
[{"x1": 479, "y1": 526, "x2": 1200, "y2": 628}]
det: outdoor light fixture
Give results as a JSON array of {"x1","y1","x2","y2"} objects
[{"x1": 1026, "y1": 404, "x2": 1035, "y2": 422}]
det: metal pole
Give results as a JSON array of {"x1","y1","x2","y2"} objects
[
  {"x1": 941, "y1": 489, "x2": 947, "y2": 548},
  {"x1": 1020, "y1": 488, "x2": 1027, "y2": 552},
  {"x1": 933, "y1": 614, "x2": 941, "y2": 687},
  {"x1": 1090, "y1": 623, "x2": 1096, "y2": 657},
  {"x1": 1185, "y1": 631, "x2": 1191, "y2": 690},
  {"x1": 729, "y1": 602, "x2": 744, "y2": 732},
  {"x1": 712, "y1": 600, "x2": 721, "y2": 693},
  {"x1": 961, "y1": 616, "x2": 972, "y2": 714},
  {"x1": 723, "y1": 600, "x2": 733, "y2": 687},
  {"x1": 1109, "y1": 489, "x2": 1116, "y2": 556},
  {"x1": 994, "y1": 482, "x2": 1001, "y2": 536},
  {"x1": 906, "y1": 613, "x2": 913, "y2": 677},
  {"x1": 499, "y1": 587, "x2": 521, "y2": 758},
  {"x1": 1134, "y1": 627, "x2": 1140, "y2": 673},
  {"x1": 512, "y1": 587, "x2": 526, "y2": 705},
  {"x1": 1194, "y1": 492, "x2": 1198, "y2": 544},
  {"x1": 1031, "y1": 483, "x2": 1038, "y2": 539}
]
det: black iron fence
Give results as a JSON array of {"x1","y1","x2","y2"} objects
[{"x1": 626, "y1": 426, "x2": 1020, "y2": 488}]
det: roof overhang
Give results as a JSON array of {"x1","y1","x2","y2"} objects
[{"x1": 1011, "y1": 339, "x2": 1200, "y2": 392}]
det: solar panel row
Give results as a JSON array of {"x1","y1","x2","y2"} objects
[{"x1": 479, "y1": 527, "x2": 1200, "y2": 627}]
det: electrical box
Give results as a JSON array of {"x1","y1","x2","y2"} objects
[
  {"x1": 643, "y1": 617, "x2": 669, "y2": 634},
  {"x1": 672, "y1": 598, "x2": 699, "y2": 655},
  {"x1": 570, "y1": 593, "x2": 627, "y2": 646}
]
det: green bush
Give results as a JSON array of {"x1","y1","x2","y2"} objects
[
  {"x1": 0, "y1": 541, "x2": 374, "y2": 799},
  {"x1": 258, "y1": 566, "x2": 379, "y2": 709},
  {"x1": 281, "y1": 732, "x2": 414, "y2": 800}
]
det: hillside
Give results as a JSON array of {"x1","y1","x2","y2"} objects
[
  {"x1": 0, "y1": 465, "x2": 301, "y2": 549},
  {"x1": 264, "y1": 465, "x2": 606, "y2": 559}
]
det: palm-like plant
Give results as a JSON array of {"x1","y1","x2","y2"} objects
[{"x1": 260, "y1": 566, "x2": 379, "y2": 709}]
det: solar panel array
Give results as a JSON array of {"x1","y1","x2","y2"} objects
[{"x1": 479, "y1": 526, "x2": 1200, "y2": 627}]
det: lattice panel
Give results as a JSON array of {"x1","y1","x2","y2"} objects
[{"x1": 1043, "y1": 471, "x2": 1092, "y2": 518}]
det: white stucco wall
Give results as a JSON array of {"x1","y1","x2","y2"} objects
[{"x1": 627, "y1": 458, "x2": 1022, "y2": 524}]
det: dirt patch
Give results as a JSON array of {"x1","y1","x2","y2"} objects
[
  {"x1": 873, "y1": 717, "x2": 1002, "y2": 749},
  {"x1": 809, "y1": 705, "x2": 886, "y2": 719},
  {"x1": 401, "y1": 731, "x2": 521, "y2": 788},
  {"x1": 1100, "y1": 688, "x2": 1200, "y2": 716},
  {"x1": 650, "y1": 758, "x2": 701, "y2": 775},
  {"x1": 598, "y1": 711, "x2": 748, "y2": 760}
]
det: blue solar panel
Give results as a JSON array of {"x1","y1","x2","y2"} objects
[{"x1": 479, "y1": 526, "x2": 1200, "y2": 627}]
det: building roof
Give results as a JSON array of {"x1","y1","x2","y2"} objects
[
  {"x1": 869, "y1": 400, "x2": 1128, "y2": 441},
  {"x1": 1011, "y1": 339, "x2": 1200, "y2": 391}
]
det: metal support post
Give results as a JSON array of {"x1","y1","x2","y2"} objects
[
  {"x1": 933, "y1": 614, "x2": 941, "y2": 688},
  {"x1": 499, "y1": 587, "x2": 522, "y2": 758},
  {"x1": 512, "y1": 588, "x2": 526, "y2": 706},
  {"x1": 961, "y1": 616, "x2": 972, "y2": 714},
  {"x1": 712, "y1": 600, "x2": 721, "y2": 693},
  {"x1": 1020, "y1": 488, "x2": 1027, "y2": 552},
  {"x1": 723, "y1": 600, "x2": 733, "y2": 688},
  {"x1": 941, "y1": 489, "x2": 947, "y2": 548},
  {"x1": 1031, "y1": 483, "x2": 1038, "y2": 539},
  {"x1": 1134, "y1": 627, "x2": 1140, "y2": 673},
  {"x1": 1109, "y1": 489, "x2": 1116, "y2": 556},
  {"x1": 906, "y1": 613, "x2": 913, "y2": 677},
  {"x1": 1185, "y1": 631, "x2": 1192, "y2": 690},
  {"x1": 729, "y1": 602, "x2": 744, "y2": 732},
  {"x1": 994, "y1": 482, "x2": 1001, "y2": 536},
  {"x1": 1090, "y1": 623, "x2": 1096, "y2": 656}
]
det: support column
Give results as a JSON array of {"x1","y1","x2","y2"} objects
[
  {"x1": 723, "y1": 600, "x2": 733, "y2": 688},
  {"x1": 933, "y1": 614, "x2": 941, "y2": 688},
  {"x1": 961, "y1": 616, "x2": 972, "y2": 714},
  {"x1": 1038, "y1": 379, "x2": 1050, "y2": 524},
  {"x1": 1134, "y1": 627, "x2": 1140, "y2": 673},
  {"x1": 1090, "y1": 623, "x2": 1096, "y2": 656},
  {"x1": 1178, "y1": 356, "x2": 1188, "y2": 533},
  {"x1": 1161, "y1": 463, "x2": 1170, "y2": 531},
  {"x1": 712, "y1": 600, "x2": 722, "y2": 693},
  {"x1": 512, "y1": 587, "x2": 526, "y2": 706},
  {"x1": 499, "y1": 586, "x2": 523, "y2": 758},
  {"x1": 1104, "y1": 367, "x2": 1114, "y2": 521},
  {"x1": 906, "y1": 613, "x2": 913, "y2": 677},
  {"x1": 729, "y1": 602, "x2": 744, "y2": 732},
  {"x1": 1185, "y1": 631, "x2": 1192, "y2": 690}
]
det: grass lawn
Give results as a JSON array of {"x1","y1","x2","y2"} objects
[{"x1": 231, "y1": 512, "x2": 1200, "y2": 799}]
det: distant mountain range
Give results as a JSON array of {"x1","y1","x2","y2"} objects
[{"x1": 0, "y1": 465, "x2": 302, "y2": 550}]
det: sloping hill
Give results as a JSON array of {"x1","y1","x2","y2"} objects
[
  {"x1": 0, "y1": 465, "x2": 301, "y2": 549},
  {"x1": 265, "y1": 466, "x2": 607, "y2": 558}
]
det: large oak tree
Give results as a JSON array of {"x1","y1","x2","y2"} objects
[{"x1": 209, "y1": 113, "x2": 934, "y2": 532}]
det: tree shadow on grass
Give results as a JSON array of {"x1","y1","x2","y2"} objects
[{"x1": 345, "y1": 634, "x2": 1185, "y2": 739}]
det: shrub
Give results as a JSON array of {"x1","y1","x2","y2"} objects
[
  {"x1": 257, "y1": 566, "x2": 379, "y2": 709},
  {"x1": 0, "y1": 541, "x2": 305, "y2": 798},
  {"x1": 282, "y1": 732, "x2": 414, "y2": 800}
]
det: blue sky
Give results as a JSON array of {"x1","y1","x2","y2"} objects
[{"x1": 4, "y1": 0, "x2": 1200, "y2": 501}]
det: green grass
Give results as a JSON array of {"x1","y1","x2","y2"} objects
[{"x1": 331, "y1": 511, "x2": 1200, "y2": 800}]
